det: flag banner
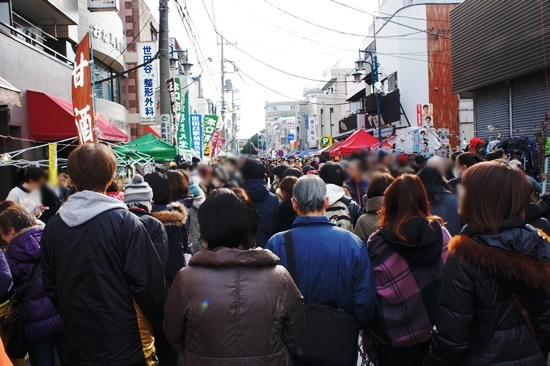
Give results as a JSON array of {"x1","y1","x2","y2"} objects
[
  {"x1": 137, "y1": 41, "x2": 157, "y2": 125},
  {"x1": 176, "y1": 90, "x2": 192, "y2": 152},
  {"x1": 189, "y1": 114, "x2": 203, "y2": 158},
  {"x1": 48, "y1": 144, "x2": 57, "y2": 186},
  {"x1": 72, "y1": 33, "x2": 95, "y2": 144},
  {"x1": 202, "y1": 114, "x2": 218, "y2": 153}
]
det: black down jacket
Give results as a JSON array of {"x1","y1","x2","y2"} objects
[{"x1": 424, "y1": 220, "x2": 550, "y2": 366}]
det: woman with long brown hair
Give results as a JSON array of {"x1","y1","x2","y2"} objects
[
  {"x1": 366, "y1": 174, "x2": 451, "y2": 366},
  {"x1": 424, "y1": 161, "x2": 550, "y2": 365}
]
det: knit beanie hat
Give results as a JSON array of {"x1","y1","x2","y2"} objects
[{"x1": 124, "y1": 174, "x2": 153, "y2": 203}]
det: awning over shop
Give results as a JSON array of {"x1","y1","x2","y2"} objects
[
  {"x1": 297, "y1": 148, "x2": 319, "y2": 158},
  {"x1": 114, "y1": 133, "x2": 176, "y2": 163},
  {"x1": 27, "y1": 91, "x2": 128, "y2": 143},
  {"x1": 284, "y1": 149, "x2": 300, "y2": 158},
  {"x1": 346, "y1": 88, "x2": 365, "y2": 102},
  {"x1": 0, "y1": 76, "x2": 21, "y2": 106},
  {"x1": 330, "y1": 129, "x2": 389, "y2": 157}
]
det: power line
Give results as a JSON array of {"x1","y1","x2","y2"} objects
[
  {"x1": 237, "y1": 67, "x2": 349, "y2": 106},
  {"x1": 263, "y1": 0, "x2": 366, "y2": 37},
  {"x1": 329, "y1": 0, "x2": 451, "y2": 40}
]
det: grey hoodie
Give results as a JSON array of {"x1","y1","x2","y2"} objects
[{"x1": 58, "y1": 190, "x2": 128, "y2": 227}]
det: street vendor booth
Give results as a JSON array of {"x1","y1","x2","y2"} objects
[
  {"x1": 115, "y1": 133, "x2": 176, "y2": 163},
  {"x1": 27, "y1": 91, "x2": 128, "y2": 143},
  {"x1": 330, "y1": 129, "x2": 389, "y2": 157}
]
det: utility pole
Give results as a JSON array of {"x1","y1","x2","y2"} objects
[
  {"x1": 159, "y1": 0, "x2": 171, "y2": 138},
  {"x1": 220, "y1": 32, "x2": 225, "y2": 123}
]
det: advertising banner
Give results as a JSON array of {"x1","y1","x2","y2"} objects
[
  {"x1": 160, "y1": 114, "x2": 171, "y2": 143},
  {"x1": 202, "y1": 114, "x2": 218, "y2": 154},
  {"x1": 72, "y1": 33, "x2": 95, "y2": 144},
  {"x1": 176, "y1": 91, "x2": 192, "y2": 152},
  {"x1": 189, "y1": 114, "x2": 203, "y2": 158},
  {"x1": 137, "y1": 42, "x2": 157, "y2": 125}
]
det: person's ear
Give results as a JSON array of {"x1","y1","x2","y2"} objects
[
  {"x1": 324, "y1": 196, "x2": 330, "y2": 210},
  {"x1": 291, "y1": 197, "x2": 299, "y2": 212},
  {"x1": 203, "y1": 241, "x2": 209, "y2": 249}
]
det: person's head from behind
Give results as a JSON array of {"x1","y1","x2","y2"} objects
[
  {"x1": 240, "y1": 159, "x2": 266, "y2": 182},
  {"x1": 366, "y1": 173, "x2": 394, "y2": 199},
  {"x1": 418, "y1": 167, "x2": 450, "y2": 201},
  {"x1": 68, "y1": 144, "x2": 116, "y2": 193},
  {"x1": 0, "y1": 205, "x2": 36, "y2": 244},
  {"x1": 455, "y1": 152, "x2": 482, "y2": 178},
  {"x1": 425, "y1": 155, "x2": 448, "y2": 178},
  {"x1": 166, "y1": 170, "x2": 189, "y2": 199},
  {"x1": 279, "y1": 176, "x2": 298, "y2": 202},
  {"x1": 144, "y1": 172, "x2": 172, "y2": 205},
  {"x1": 412, "y1": 154, "x2": 426, "y2": 171},
  {"x1": 22, "y1": 167, "x2": 46, "y2": 191},
  {"x1": 58, "y1": 171, "x2": 68, "y2": 187},
  {"x1": 319, "y1": 162, "x2": 346, "y2": 186},
  {"x1": 291, "y1": 176, "x2": 328, "y2": 216},
  {"x1": 379, "y1": 174, "x2": 437, "y2": 241},
  {"x1": 459, "y1": 161, "x2": 531, "y2": 234},
  {"x1": 485, "y1": 149, "x2": 507, "y2": 162},
  {"x1": 282, "y1": 167, "x2": 302, "y2": 179},
  {"x1": 198, "y1": 188, "x2": 259, "y2": 250},
  {"x1": 273, "y1": 164, "x2": 290, "y2": 181},
  {"x1": 124, "y1": 175, "x2": 153, "y2": 212},
  {"x1": 347, "y1": 154, "x2": 365, "y2": 181}
]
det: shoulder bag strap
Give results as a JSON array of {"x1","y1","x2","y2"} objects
[
  {"x1": 21, "y1": 264, "x2": 40, "y2": 319},
  {"x1": 511, "y1": 293, "x2": 536, "y2": 340},
  {"x1": 284, "y1": 230, "x2": 298, "y2": 281}
]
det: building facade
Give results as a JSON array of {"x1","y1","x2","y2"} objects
[
  {"x1": 346, "y1": 0, "x2": 464, "y2": 146},
  {"x1": 0, "y1": 0, "x2": 133, "y2": 196},
  {"x1": 451, "y1": 0, "x2": 550, "y2": 144}
]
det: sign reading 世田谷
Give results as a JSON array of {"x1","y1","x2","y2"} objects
[
  {"x1": 137, "y1": 42, "x2": 157, "y2": 125},
  {"x1": 72, "y1": 33, "x2": 95, "y2": 144},
  {"x1": 189, "y1": 114, "x2": 203, "y2": 158}
]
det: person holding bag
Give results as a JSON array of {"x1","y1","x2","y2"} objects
[
  {"x1": 424, "y1": 161, "x2": 550, "y2": 365},
  {"x1": 267, "y1": 176, "x2": 376, "y2": 366},
  {"x1": 0, "y1": 205, "x2": 67, "y2": 366}
]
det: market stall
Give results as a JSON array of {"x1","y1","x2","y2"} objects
[
  {"x1": 330, "y1": 129, "x2": 389, "y2": 157},
  {"x1": 114, "y1": 133, "x2": 176, "y2": 163}
]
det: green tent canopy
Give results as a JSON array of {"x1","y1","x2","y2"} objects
[{"x1": 114, "y1": 133, "x2": 177, "y2": 163}]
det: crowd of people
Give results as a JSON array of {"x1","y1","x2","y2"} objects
[{"x1": 0, "y1": 143, "x2": 550, "y2": 365}]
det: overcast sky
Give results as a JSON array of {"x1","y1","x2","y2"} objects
[{"x1": 158, "y1": 0, "x2": 376, "y2": 138}]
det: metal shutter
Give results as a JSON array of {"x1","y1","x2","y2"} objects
[
  {"x1": 474, "y1": 84, "x2": 509, "y2": 141},
  {"x1": 511, "y1": 71, "x2": 548, "y2": 139}
]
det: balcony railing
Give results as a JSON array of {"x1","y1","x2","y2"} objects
[{"x1": 0, "y1": 20, "x2": 72, "y2": 66}]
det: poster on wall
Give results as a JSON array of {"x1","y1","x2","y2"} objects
[
  {"x1": 72, "y1": 33, "x2": 95, "y2": 144},
  {"x1": 189, "y1": 114, "x2": 203, "y2": 158},
  {"x1": 137, "y1": 42, "x2": 157, "y2": 125},
  {"x1": 88, "y1": 0, "x2": 119, "y2": 12},
  {"x1": 417, "y1": 103, "x2": 434, "y2": 127}
]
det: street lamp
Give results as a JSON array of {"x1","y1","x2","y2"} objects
[{"x1": 353, "y1": 49, "x2": 383, "y2": 143}]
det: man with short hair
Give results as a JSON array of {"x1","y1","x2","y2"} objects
[
  {"x1": 41, "y1": 144, "x2": 166, "y2": 366},
  {"x1": 344, "y1": 154, "x2": 368, "y2": 208},
  {"x1": 267, "y1": 176, "x2": 375, "y2": 327},
  {"x1": 241, "y1": 159, "x2": 279, "y2": 247}
]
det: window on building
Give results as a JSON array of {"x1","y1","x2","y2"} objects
[
  {"x1": 290, "y1": 105, "x2": 296, "y2": 110},
  {"x1": 271, "y1": 106, "x2": 277, "y2": 111},
  {"x1": 150, "y1": 24, "x2": 158, "y2": 41},
  {"x1": 93, "y1": 58, "x2": 122, "y2": 104}
]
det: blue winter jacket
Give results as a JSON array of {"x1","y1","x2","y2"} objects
[
  {"x1": 242, "y1": 179, "x2": 279, "y2": 248},
  {"x1": 266, "y1": 216, "x2": 376, "y2": 326}
]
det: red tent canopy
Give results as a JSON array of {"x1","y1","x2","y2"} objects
[
  {"x1": 27, "y1": 91, "x2": 128, "y2": 143},
  {"x1": 330, "y1": 129, "x2": 389, "y2": 157}
]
